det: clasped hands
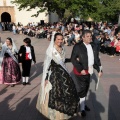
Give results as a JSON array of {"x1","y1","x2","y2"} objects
[{"x1": 76, "y1": 57, "x2": 103, "y2": 76}]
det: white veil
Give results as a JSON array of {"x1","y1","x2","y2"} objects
[
  {"x1": 0, "y1": 38, "x2": 18, "y2": 70},
  {"x1": 3, "y1": 38, "x2": 18, "y2": 53},
  {"x1": 39, "y1": 31, "x2": 56, "y2": 104}
]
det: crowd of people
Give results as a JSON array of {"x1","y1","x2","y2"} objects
[
  {"x1": 43, "y1": 22, "x2": 120, "y2": 58},
  {"x1": 0, "y1": 20, "x2": 120, "y2": 119},
  {"x1": 15, "y1": 21, "x2": 120, "y2": 58},
  {"x1": 1, "y1": 21, "x2": 120, "y2": 59}
]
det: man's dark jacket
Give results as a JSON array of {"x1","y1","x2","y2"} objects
[
  {"x1": 18, "y1": 45, "x2": 36, "y2": 63},
  {"x1": 71, "y1": 41, "x2": 101, "y2": 73}
]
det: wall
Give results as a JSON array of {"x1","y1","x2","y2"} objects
[
  {"x1": 0, "y1": 1, "x2": 4, "y2": 6},
  {"x1": 0, "y1": 0, "x2": 49, "y2": 25},
  {"x1": 49, "y1": 12, "x2": 59, "y2": 23},
  {"x1": 0, "y1": 0, "x2": 60, "y2": 25},
  {"x1": 0, "y1": 6, "x2": 15, "y2": 22}
]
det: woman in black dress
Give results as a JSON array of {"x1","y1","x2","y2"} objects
[{"x1": 36, "y1": 32, "x2": 79, "y2": 120}]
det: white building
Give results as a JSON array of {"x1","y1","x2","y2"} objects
[{"x1": 0, "y1": 0, "x2": 59, "y2": 25}]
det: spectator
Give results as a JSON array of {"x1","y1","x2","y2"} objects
[
  {"x1": 12, "y1": 24, "x2": 16, "y2": 35},
  {"x1": 109, "y1": 36, "x2": 118, "y2": 57},
  {"x1": 74, "y1": 30, "x2": 80, "y2": 43},
  {"x1": 67, "y1": 31, "x2": 75, "y2": 46}
]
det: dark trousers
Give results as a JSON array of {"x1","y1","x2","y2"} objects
[
  {"x1": 100, "y1": 46, "x2": 106, "y2": 53},
  {"x1": 110, "y1": 47, "x2": 116, "y2": 55},
  {"x1": 106, "y1": 47, "x2": 111, "y2": 55},
  {"x1": 22, "y1": 60, "x2": 32, "y2": 77},
  {"x1": 75, "y1": 74, "x2": 90, "y2": 98}
]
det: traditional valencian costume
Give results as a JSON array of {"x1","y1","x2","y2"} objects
[
  {"x1": 18, "y1": 38, "x2": 36, "y2": 85},
  {"x1": 71, "y1": 30, "x2": 102, "y2": 116},
  {"x1": 0, "y1": 38, "x2": 21, "y2": 85},
  {"x1": 36, "y1": 32, "x2": 79, "y2": 120}
]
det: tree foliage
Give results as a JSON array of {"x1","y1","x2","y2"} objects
[
  {"x1": 12, "y1": 0, "x2": 120, "y2": 22},
  {"x1": 100, "y1": 0, "x2": 120, "y2": 22}
]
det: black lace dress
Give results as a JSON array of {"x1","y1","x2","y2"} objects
[
  {"x1": 36, "y1": 47, "x2": 79, "y2": 120},
  {"x1": 48, "y1": 60, "x2": 79, "y2": 116}
]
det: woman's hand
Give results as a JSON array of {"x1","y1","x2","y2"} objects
[
  {"x1": 45, "y1": 80, "x2": 49, "y2": 87},
  {"x1": 19, "y1": 53, "x2": 22, "y2": 57},
  {"x1": 98, "y1": 72, "x2": 103, "y2": 77},
  {"x1": 81, "y1": 70, "x2": 86, "y2": 75},
  {"x1": 19, "y1": 63, "x2": 22, "y2": 65},
  {"x1": 77, "y1": 58, "x2": 79, "y2": 61}
]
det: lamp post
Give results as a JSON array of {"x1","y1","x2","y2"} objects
[{"x1": 118, "y1": 12, "x2": 120, "y2": 26}]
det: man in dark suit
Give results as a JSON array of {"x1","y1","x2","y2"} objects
[{"x1": 71, "y1": 30, "x2": 102, "y2": 117}]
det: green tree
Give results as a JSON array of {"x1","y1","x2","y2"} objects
[
  {"x1": 101, "y1": 0, "x2": 120, "y2": 23},
  {"x1": 12, "y1": 0, "x2": 66, "y2": 19},
  {"x1": 12, "y1": 0, "x2": 120, "y2": 22}
]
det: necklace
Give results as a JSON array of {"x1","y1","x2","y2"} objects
[
  {"x1": 54, "y1": 45, "x2": 63, "y2": 54},
  {"x1": 7, "y1": 45, "x2": 13, "y2": 51},
  {"x1": 8, "y1": 45, "x2": 12, "y2": 49},
  {"x1": 54, "y1": 45, "x2": 65, "y2": 60}
]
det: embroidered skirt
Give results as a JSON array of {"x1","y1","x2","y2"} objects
[
  {"x1": 1, "y1": 56, "x2": 21, "y2": 84},
  {"x1": 36, "y1": 60, "x2": 79, "y2": 119}
]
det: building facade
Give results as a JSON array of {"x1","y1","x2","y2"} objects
[{"x1": 0, "y1": 0, "x2": 59, "y2": 25}]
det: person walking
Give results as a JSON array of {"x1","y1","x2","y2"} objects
[
  {"x1": 36, "y1": 32, "x2": 79, "y2": 120},
  {"x1": 18, "y1": 38, "x2": 36, "y2": 85},
  {"x1": 0, "y1": 37, "x2": 21, "y2": 86},
  {"x1": 71, "y1": 30, "x2": 103, "y2": 117}
]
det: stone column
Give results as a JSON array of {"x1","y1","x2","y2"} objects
[
  {"x1": 118, "y1": 13, "x2": 120, "y2": 26},
  {"x1": 3, "y1": 0, "x2": 6, "y2": 6}
]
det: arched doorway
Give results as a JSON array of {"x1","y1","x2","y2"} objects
[{"x1": 1, "y1": 12, "x2": 11, "y2": 22}]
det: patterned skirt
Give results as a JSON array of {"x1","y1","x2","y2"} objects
[
  {"x1": 36, "y1": 60, "x2": 79, "y2": 120},
  {"x1": 0, "y1": 70, "x2": 3, "y2": 84},
  {"x1": 1, "y1": 56, "x2": 21, "y2": 84}
]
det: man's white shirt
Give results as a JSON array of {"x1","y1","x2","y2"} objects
[{"x1": 84, "y1": 42, "x2": 94, "y2": 74}]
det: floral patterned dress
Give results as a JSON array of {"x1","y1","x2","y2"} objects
[{"x1": 0, "y1": 47, "x2": 21, "y2": 85}]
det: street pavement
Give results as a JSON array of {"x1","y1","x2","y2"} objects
[{"x1": 0, "y1": 32, "x2": 120, "y2": 120}]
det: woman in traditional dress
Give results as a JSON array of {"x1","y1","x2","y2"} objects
[
  {"x1": 0, "y1": 37, "x2": 21, "y2": 86},
  {"x1": 36, "y1": 32, "x2": 79, "y2": 120},
  {"x1": 18, "y1": 38, "x2": 36, "y2": 85}
]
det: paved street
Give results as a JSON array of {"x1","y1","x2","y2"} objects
[{"x1": 0, "y1": 32, "x2": 120, "y2": 120}]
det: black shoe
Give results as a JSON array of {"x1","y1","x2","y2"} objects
[
  {"x1": 81, "y1": 110, "x2": 86, "y2": 117},
  {"x1": 26, "y1": 82, "x2": 31, "y2": 85},
  {"x1": 23, "y1": 82, "x2": 26, "y2": 85},
  {"x1": 85, "y1": 105, "x2": 90, "y2": 111},
  {"x1": 11, "y1": 84, "x2": 15, "y2": 87}
]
